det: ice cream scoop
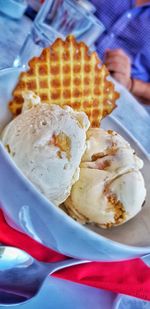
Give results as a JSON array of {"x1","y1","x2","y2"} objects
[
  {"x1": 65, "y1": 128, "x2": 146, "y2": 228},
  {"x1": 2, "y1": 92, "x2": 90, "y2": 206}
]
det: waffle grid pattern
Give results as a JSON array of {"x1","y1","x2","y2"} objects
[{"x1": 9, "y1": 36, "x2": 119, "y2": 127}]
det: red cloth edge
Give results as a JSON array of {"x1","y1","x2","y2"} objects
[{"x1": 1, "y1": 208, "x2": 150, "y2": 301}]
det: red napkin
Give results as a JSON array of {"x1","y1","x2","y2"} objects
[{"x1": 0, "y1": 209, "x2": 150, "y2": 301}]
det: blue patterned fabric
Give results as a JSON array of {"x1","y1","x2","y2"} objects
[{"x1": 91, "y1": 0, "x2": 150, "y2": 81}]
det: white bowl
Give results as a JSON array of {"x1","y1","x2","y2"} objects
[{"x1": 0, "y1": 67, "x2": 150, "y2": 261}]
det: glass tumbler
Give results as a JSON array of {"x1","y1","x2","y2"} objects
[{"x1": 13, "y1": 0, "x2": 105, "y2": 68}]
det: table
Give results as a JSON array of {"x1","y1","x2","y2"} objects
[
  {"x1": 0, "y1": 12, "x2": 32, "y2": 69},
  {"x1": 0, "y1": 11, "x2": 150, "y2": 153},
  {"x1": 0, "y1": 9, "x2": 150, "y2": 309}
]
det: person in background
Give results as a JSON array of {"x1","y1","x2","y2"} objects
[{"x1": 91, "y1": 0, "x2": 150, "y2": 104}]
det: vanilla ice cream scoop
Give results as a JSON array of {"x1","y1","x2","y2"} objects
[
  {"x1": 65, "y1": 128, "x2": 146, "y2": 228},
  {"x1": 2, "y1": 93, "x2": 90, "y2": 206}
]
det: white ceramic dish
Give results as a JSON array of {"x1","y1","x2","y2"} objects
[{"x1": 0, "y1": 67, "x2": 150, "y2": 261}]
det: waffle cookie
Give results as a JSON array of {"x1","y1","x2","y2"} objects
[{"x1": 9, "y1": 35, "x2": 119, "y2": 127}]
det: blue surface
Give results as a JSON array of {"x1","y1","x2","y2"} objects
[
  {"x1": 0, "y1": 12, "x2": 31, "y2": 69},
  {"x1": 0, "y1": 0, "x2": 27, "y2": 20},
  {"x1": 113, "y1": 295, "x2": 150, "y2": 309}
]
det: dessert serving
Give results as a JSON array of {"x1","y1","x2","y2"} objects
[{"x1": 1, "y1": 35, "x2": 146, "y2": 229}]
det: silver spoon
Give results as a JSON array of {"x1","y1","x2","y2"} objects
[{"x1": 0, "y1": 246, "x2": 89, "y2": 305}]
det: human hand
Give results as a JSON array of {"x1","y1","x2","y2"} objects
[{"x1": 104, "y1": 48, "x2": 132, "y2": 89}]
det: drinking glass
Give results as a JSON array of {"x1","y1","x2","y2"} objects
[{"x1": 13, "y1": 0, "x2": 105, "y2": 68}]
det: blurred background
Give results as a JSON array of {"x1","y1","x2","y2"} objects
[{"x1": 0, "y1": 0, "x2": 150, "y2": 111}]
